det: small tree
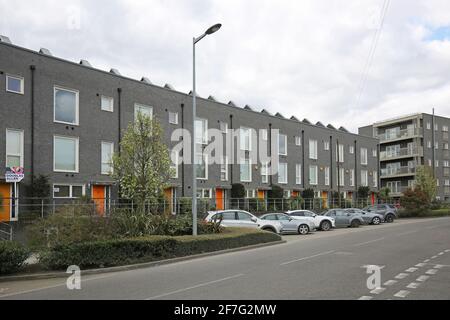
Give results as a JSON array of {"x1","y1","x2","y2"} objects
[
  {"x1": 113, "y1": 113, "x2": 172, "y2": 211},
  {"x1": 401, "y1": 188, "x2": 430, "y2": 214},
  {"x1": 379, "y1": 187, "x2": 391, "y2": 203},
  {"x1": 415, "y1": 166, "x2": 437, "y2": 203},
  {"x1": 25, "y1": 175, "x2": 51, "y2": 199}
]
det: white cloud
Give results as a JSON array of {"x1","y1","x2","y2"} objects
[{"x1": 1, "y1": 0, "x2": 450, "y2": 132}]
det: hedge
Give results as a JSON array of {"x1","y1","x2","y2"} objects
[
  {"x1": 399, "y1": 208, "x2": 450, "y2": 218},
  {"x1": 0, "y1": 241, "x2": 30, "y2": 275},
  {"x1": 39, "y1": 228, "x2": 281, "y2": 270}
]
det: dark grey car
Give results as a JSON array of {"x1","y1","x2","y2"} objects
[
  {"x1": 345, "y1": 208, "x2": 383, "y2": 225},
  {"x1": 364, "y1": 204, "x2": 398, "y2": 223},
  {"x1": 323, "y1": 209, "x2": 365, "y2": 228}
]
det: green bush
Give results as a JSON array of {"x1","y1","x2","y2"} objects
[
  {"x1": 0, "y1": 241, "x2": 30, "y2": 275},
  {"x1": 39, "y1": 228, "x2": 281, "y2": 270},
  {"x1": 398, "y1": 208, "x2": 450, "y2": 218}
]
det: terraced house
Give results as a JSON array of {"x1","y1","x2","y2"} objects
[
  {"x1": 0, "y1": 35, "x2": 379, "y2": 222},
  {"x1": 359, "y1": 113, "x2": 450, "y2": 200}
]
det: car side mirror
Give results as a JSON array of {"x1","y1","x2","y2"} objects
[
  {"x1": 251, "y1": 217, "x2": 257, "y2": 223},
  {"x1": 289, "y1": 218, "x2": 293, "y2": 221}
]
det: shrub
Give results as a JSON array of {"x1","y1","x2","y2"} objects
[
  {"x1": 400, "y1": 188, "x2": 430, "y2": 215},
  {"x1": 0, "y1": 241, "x2": 30, "y2": 275},
  {"x1": 268, "y1": 185, "x2": 284, "y2": 200},
  {"x1": 39, "y1": 228, "x2": 281, "y2": 270}
]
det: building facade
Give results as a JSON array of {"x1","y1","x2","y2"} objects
[
  {"x1": 0, "y1": 37, "x2": 379, "y2": 221},
  {"x1": 359, "y1": 113, "x2": 450, "y2": 200}
]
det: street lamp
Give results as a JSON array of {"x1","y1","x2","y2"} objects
[{"x1": 192, "y1": 23, "x2": 222, "y2": 236}]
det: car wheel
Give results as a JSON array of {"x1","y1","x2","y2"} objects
[
  {"x1": 350, "y1": 220, "x2": 361, "y2": 228},
  {"x1": 385, "y1": 214, "x2": 394, "y2": 223},
  {"x1": 262, "y1": 227, "x2": 276, "y2": 233},
  {"x1": 320, "y1": 220, "x2": 332, "y2": 231},
  {"x1": 298, "y1": 224, "x2": 310, "y2": 235},
  {"x1": 372, "y1": 217, "x2": 381, "y2": 225}
]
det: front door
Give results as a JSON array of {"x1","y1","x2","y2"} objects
[
  {"x1": 0, "y1": 183, "x2": 11, "y2": 222},
  {"x1": 92, "y1": 185, "x2": 106, "y2": 217},
  {"x1": 216, "y1": 188, "x2": 224, "y2": 210}
]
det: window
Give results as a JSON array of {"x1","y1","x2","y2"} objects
[
  {"x1": 245, "y1": 189, "x2": 256, "y2": 199},
  {"x1": 240, "y1": 158, "x2": 252, "y2": 182},
  {"x1": 360, "y1": 148, "x2": 368, "y2": 165},
  {"x1": 443, "y1": 126, "x2": 449, "y2": 132},
  {"x1": 261, "y1": 162, "x2": 269, "y2": 184},
  {"x1": 361, "y1": 170, "x2": 368, "y2": 187},
  {"x1": 428, "y1": 159, "x2": 432, "y2": 166},
  {"x1": 296, "y1": 164, "x2": 302, "y2": 185},
  {"x1": 240, "y1": 127, "x2": 251, "y2": 151},
  {"x1": 372, "y1": 149, "x2": 377, "y2": 157},
  {"x1": 220, "y1": 121, "x2": 228, "y2": 133},
  {"x1": 349, "y1": 145, "x2": 354, "y2": 154},
  {"x1": 53, "y1": 184, "x2": 85, "y2": 199},
  {"x1": 445, "y1": 179, "x2": 450, "y2": 186},
  {"x1": 435, "y1": 124, "x2": 439, "y2": 131},
  {"x1": 444, "y1": 160, "x2": 449, "y2": 167},
  {"x1": 349, "y1": 169, "x2": 355, "y2": 187},
  {"x1": 54, "y1": 136, "x2": 79, "y2": 172},
  {"x1": 220, "y1": 156, "x2": 228, "y2": 181},
  {"x1": 170, "y1": 151, "x2": 179, "y2": 179},
  {"x1": 435, "y1": 141, "x2": 439, "y2": 149},
  {"x1": 195, "y1": 118, "x2": 208, "y2": 145},
  {"x1": 436, "y1": 179, "x2": 440, "y2": 187},
  {"x1": 261, "y1": 129, "x2": 268, "y2": 141},
  {"x1": 444, "y1": 143, "x2": 449, "y2": 150},
  {"x1": 278, "y1": 162, "x2": 288, "y2": 184},
  {"x1": 279, "y1": 134, "x2": 287, "y2": 155},
  {"x1": 427, "y1": 141, "x2": 432, "y2": 149},
  {"x1": 427, "y1": 122, "x2": 431, "y2": 130},
  {"x1": 338, "y1": 167, "x2": 345, "y2": 186},
  {"x1": 134, "y1": 103, "x2": 153, "y2": 121},
  {"x1": 101, "y1": 96, "x2": 114, "y2": 112},
  {"x1": 101, "y1": 141, "x2": 114, "y2": 175},
  {"x1": 436, "y1": 160, "x2": 439, "y2": 167},
  {"x1": 6, "y1": 74, "x2": 24, "y2": 94},
  {"x1": 324, "y1": 141, "x2": 329, "y2": 151},
  {"x1": 169, "y1": 112, "x2": 178, "y2": 125},
  {"x1": 373, "y1": 171, "x2": 378, "y2": 188},
  {"x1": 196, "y1": 188, "x2": 212, "y2": 198},
  {"x1": 309, "y1": 165, "x2": 318, "y2": 185},
  {"x1": 324, "y1": 166, "x2": 330, "y2": 186},
  {"x1": 283, "y1": 190, "x2": 291, "y2": 199},
  {"x1": 6, "y1": 129, "x2": 24, "y2": 167},
  {"x1": 309, "y1": 139, "x2": 318, "y2": 160},
  {"x1": 237, "y1": 211, "x2": 253, "y2": 220},
  {"x1": 195, "y1": 153, "x2": 207, "y2": 179},
  {"x1": 54, "y1": 86, "x2": 79, "y2": 125},
  {"x1": 336, "y1": 144, "x2": 344, "y2": 163}
]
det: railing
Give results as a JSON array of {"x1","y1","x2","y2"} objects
[
  {"x1": 378, "y1": 128, "x2": 420, "y2": 142},
  {"x1": 381, "y1": 166, "x2": 416, "y2": 177},
  {"x1": 386, "y1": 186, "x2": 410, "y2": 195},
  {"x1": 0, "y1": 222, "x2": 12, "y2": 241},
  {"x1": 380, "y1": 147, "x2": 422, "y2": 160}
]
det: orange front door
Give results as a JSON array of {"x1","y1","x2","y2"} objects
[
  {"x1": 164, "y1": 188, "x2": 173, "y2": 214},
  {"x1": 257, "y1": 190, "x2": 265, "y2": 199},
  {"x1": 92, "y1": 185, "x2": 105, "y2": 217},
  {"x1": 216, "y1": 188, "x2": 224, "y2": 210},
  {"x1": 0, "y1": 183, "x2": 11, "y2": 222}
]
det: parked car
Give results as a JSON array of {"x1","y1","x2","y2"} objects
[
  {"x1": 344, "y1": 208, "x2": 383, "y2": 225},
  {"x1": 363, "y1": 204, "x2": 398, "y2": 223},
  {"x1": 259, "y1": 213, "x2": 315, "y2": 235},
  {"x1": 204, "y1": 210, "x2": 283, "y2": 234},
  {"x1": 285, "y1": 210, "x2": 335, "y2": 231},
  {"x1": 323, "y1": 209, "x2": 365, "y2": 228}
]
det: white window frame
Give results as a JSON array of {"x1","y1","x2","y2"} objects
[
  {"x1": 324, "y1": 166, "x2": 330, "y2": 186},
  {"x1": 349, "y1": 169, "x2": 355, "y2": 187},
  {"x1": 195, "y1": 118, "x2": 208, "y2": 145},
  {"x1": 220, "y1": 156, "x2": 228, "y2": 181},
  {"x1": 296, "y1": 164, "x2": 302, "y2": 185},
  {"x1": 53, "y1": 135, "x2": 79, "y2": 173},
  {"x1": 245, "y1": 189, "x2": 256, "y2": 199},
  {"x1": 443, "y1": 125, "x2": 449, "y2": 132},
  {"x1": 324, "y1": 141, "x2": 330, "y2": 151},
  {"x1": 278, "y1": 162, "x2": 288, "y2": 184},
  {"x1": 240, "y1": 157, "x2": 252, "y2": 182},
  {"x1": 372, "y1": 149, "x2": 377, "y2": 157},
  {"x1": 279, "y1": 134, "x2": 287, "y2": 156},
  {"x1": 54, "y1": 86, "x2": 79, "y2": 125},
  {"x1": 196, "y1": 188, "x2": 212, "y2": 199},
  {"x1": 53, "y1": 184, "x2": 85, "y2": 199},
  {"x1": 373, "y1": 171, "x2": 378, "y2": 188},
  {"x1": 349, "y1": 145, "x2": 354, "y2": 154},
  {"x1": 6, "y1": 74, "x2": 24, "y2": 94},
  {"x1": 195, "y1": 153, "x2": 208, "y2": 180},
  {"x1": 283, "y1": 190, "x2": 291, "y2": 199},
  {"x1": 295, "y1": 136, "x2": 301, "y2": 146},
  {"x1": 427, "y1": 122, "x2": 431, "y2": 130},
  {"x1": 338, "y1": 167, "x2": 345, "y2": 187},
  {"x1": 134, "y1": 103, "x2": 153, "y2": 121},
  {"x1": 361, "y1": 170, "x2": 368, "y2": 187},
  {"x1": 360, "y1": 148, "x2": 368, "y2": 165},
  {"x1": 170, "y1": 151, "x2": 179, "y2": 179},
  {"x1": 6, "y1": 129, "x2": 24, "y2": 168},
  {"x1": 101, "y1": 95, "x2": 114, "y2": 112},
  {"x1": 435, "y1": 141, "x2": 439, "y2": 150},
  {"x1": 261, "y1": 161, "x2": 269, "y2": 184},
  {"x1": 309, "y1": 139, "x2": 318, "y2": 160},
  {"x1": 240, "y1": 127, "x2": 252, "y2": 151},
  {"x1": 336, "y1": 144, "x2": 344, "y2": 163},
  {"x1": 427, "y1": 140, "x2": 432, "y2": 149},
  {"x1": 309, "y1": 165, "x2": 318, "y2": 185},
  {"x1": 168, "y1": 111, "x2": 179, "y2": 125},
  {"x1": 101, "y1": 141, "x2": 114, "y2": 175},
  {"x1": 261, "y1": 129, "x2": 268, "y2": 141},
  {"x1": 220, "y1": 121, "x2": 228, "y2": 134}
]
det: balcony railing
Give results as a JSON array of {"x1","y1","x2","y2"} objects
[
  {"x1": 378, "y1": 128, "x2": 420, "y2": 142},
  {"x1": 381, "y1": 166, "x2": 416, "y2": 178},
  {"x1": 380, "y1": 146, "x2": 423, "y2": 161},
  {"x1": 387, "y1": 186, "x2": 410, "y2": 195}
]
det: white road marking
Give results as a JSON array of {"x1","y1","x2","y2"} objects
[
  {"x1": 405, "y1": 267, "x2": 418, "y2": 273},
  {"x1": 280, "y1": 250, "x2": 335, "y2": 266},
  {"x1": 416, "y1": 263, "x2": 426, "y2": 267},
  {"x1": 431, "y1": 256, "x2": 438, "y2": 259},
  {"x1": 370, "y1": 287, "x2": 386, "y2": 294},
  {"x1": 394, "y1": 290, "x2": 410, "y2": 298},
  {"x1": 358, "y1": 296, "x2": 373, "y2": 300},
  {"x1": 407, "y1": 282, "x2": 420, "y2": 289},
  {"x1": 384, "y1": 280, "x2": 398, "y2": 286},
  {"x1": 445, "y1": 249, "x2": 450, "y2": 253},
  {"x1": 397, "y1": 230, "x2": 418, "y2": 236},
  {"x1": 425, "y1": 269, "x2": 438, "y2": 275},
  {"x1": 434, "y1": 264, "x2": 445, "y2": 269},
  {"x1": 0, "y1": 288, "x2": 9, "y2": 293},
  {"x1": 416, "y1": 275, "x2": 430, "y2": 282},
  {"x1": 353, "y1": 238, "x2": 385, "y2": 247},
  {"x1": 425, "y1": 225, "x2": 440, "y2": 230},
  {"x1": 395, "y1": 273, "x2": 409, "y2": 279},
  {"x1": 145, "y1": 273, "x2": 245, "y2": 300},
  {"x1": 438, "y1": 252, "x2": 444, "y2": 256},
  {"x1": 423, "y1": 259, "x2": 430, "y2": 263}
]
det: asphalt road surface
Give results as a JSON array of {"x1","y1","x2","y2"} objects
[{"x1": 1, "y1": 217, "x2": 449, "y2": 300}]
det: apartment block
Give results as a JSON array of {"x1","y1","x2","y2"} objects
[
  {"x1": 0, "y1": 36, "x2": 379, "y2": 221},
  {"x1": 359, "y1": 113, "x2": 450, "y2": 200}
]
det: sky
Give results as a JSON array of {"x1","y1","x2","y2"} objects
[{"x1": 1, "y1": 0, "x2": 450, "y2": 133}]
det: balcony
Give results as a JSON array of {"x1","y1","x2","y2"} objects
[
  {"x1": 381, "y1": 166, "x2": 416, "y2": 178},
  {"x1": 380, "y1": 146, "x2": 423, "y2": 161},
  {"x1": 445, "y1": 186, "x2": 450, "y2": 195},
  {"x1": 378, "y1": 128, "x2": 420, "y2": 142},
  {"x1": 388, "y1": 186, "x2": 410, "y2": 196}
]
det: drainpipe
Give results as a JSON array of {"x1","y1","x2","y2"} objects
[
  {"x1": 432, "y1": 108, "x2": 436, "y2": 179},
  {"x1": 354, "y1": 140, "x2": 358, "y2": 199},
  {"x1": 229, "y1": 114, "x2": 233, "y2": 185},
  {"x1": 181, "y1": 103, "x2": 185, "y2": 197},
  {"x1": 301, "y1": 130, "x2": 305, "y2": 187},
  {"x1": 337, "y1": 138, "x2": 340, "y2": 207},
  {"x1": 117, "y1": 88, "x2": 122, "y2": 151},
  {"x1": 329, "y1": 135, "x2": 333, "y2": 198},
  {"x1": 269, "y1": 123, "x2": 273, "y2": 186},
  {"x1": 30, "y1": 65, "x2": 36, "y2": 185}
]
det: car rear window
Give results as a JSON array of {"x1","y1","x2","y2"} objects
[{"x1": 222, "y1": 212, "x2": 236, "y2": 220}]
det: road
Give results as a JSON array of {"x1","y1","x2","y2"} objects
[{"x1": 1, "y1": 217, "x2": 449, "y2": 300}]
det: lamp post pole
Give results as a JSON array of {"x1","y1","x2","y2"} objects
[{"x1": 192, "y1": 23, "x2": 222, "y2": 236}]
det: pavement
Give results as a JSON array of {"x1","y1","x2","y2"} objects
[{"x1": 0, "y1": 217, "x2": 449, "y2": 300}]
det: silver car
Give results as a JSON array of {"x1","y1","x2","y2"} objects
[
  {"x1": 259, "y1": 213, "x2": 315, "y2": 235},
  {"x1": 345, "y1": 208, "x2": 383, "y2": 225},
  {"x1": 323, "y1": 209, "x2": 365, "y2": 228}
]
